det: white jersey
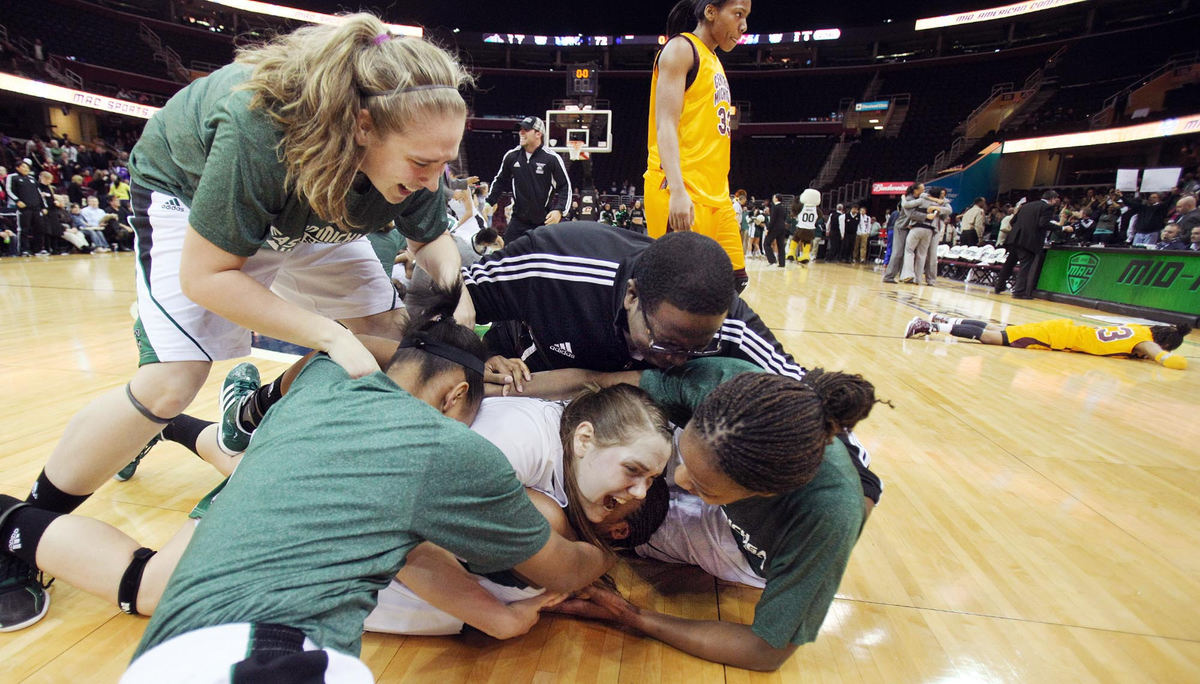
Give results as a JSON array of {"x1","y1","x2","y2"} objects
[
  {"x1": 364, "y1": 397, "x2": 565, "y2": 636},
  {"x1": 634, "y1": 429, "x2": 763, "y2": 588},
  {"x1": 795, "y1": 205, "x2": 819, "y2": 231}
]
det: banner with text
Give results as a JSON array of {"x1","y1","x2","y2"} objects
[{"x1": 1037, "y1": 248, "x2": 1200, "y2": 317}]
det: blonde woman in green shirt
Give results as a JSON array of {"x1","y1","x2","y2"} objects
[{"x1": 8, "y1": 15, "x2": 483, "y2": 629}]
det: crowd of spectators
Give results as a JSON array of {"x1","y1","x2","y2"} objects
[{"x1": 0, "y1": 130, "x2": 138, "y2": 257}]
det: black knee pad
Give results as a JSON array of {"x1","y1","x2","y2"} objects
[{"x1": 118, "y1": 547, "x2": 157, "y2": 615}]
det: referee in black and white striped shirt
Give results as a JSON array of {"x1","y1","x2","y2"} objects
[{"x1": 485, "y1": 116, "x2": 571, "y2": 243}]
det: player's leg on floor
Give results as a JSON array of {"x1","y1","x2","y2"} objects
[{"x1": 34, "y1": 361, "x2": 210, "y2": 513}]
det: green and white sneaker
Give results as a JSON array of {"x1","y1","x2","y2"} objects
[
  {"x1": 219, "y1": 362, "x2": 261, "y2": 455},
  {"x1": 114, "y1": 432, "x2": 162, "y2": 482},
  {"x1": 0, "y1": 553, "x2": 52, "y2": 632}
]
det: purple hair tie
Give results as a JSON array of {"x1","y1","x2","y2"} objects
[{"x1": 373, "y1": 33, "x2": 391, "y2": 45}]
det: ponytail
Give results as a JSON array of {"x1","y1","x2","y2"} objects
[
  {"x1": 666, "y1": 0, "x2": 729, "y2": 37},
  {"x1": 388, "y1": 278, "x2": 488, "y2": 407}
]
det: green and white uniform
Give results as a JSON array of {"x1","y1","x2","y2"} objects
[
  {"x1": 127, "y1": 63, "x2": 451, "y2": 363},
  {"x1": 131, "y1": 355, "x2": 550, "y2": 664},
  {"x1": 640, "y1": 357, "x2": 865, "y2": 648}
]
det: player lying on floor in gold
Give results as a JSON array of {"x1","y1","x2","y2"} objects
[{"x1": 904, "y1": 315, "x2": 1190, "y2": 370}]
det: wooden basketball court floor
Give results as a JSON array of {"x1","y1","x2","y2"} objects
[{"x1": 1, "y1": 252, "x2": 1198, "y2": 683}]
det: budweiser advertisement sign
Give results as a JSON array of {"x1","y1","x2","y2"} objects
[{"x1": 871, "y1": 182, "x2": 912, "y2": 195}]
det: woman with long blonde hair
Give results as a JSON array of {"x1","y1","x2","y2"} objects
[{"x1": 3, "y1": 14, "x2": 481, "y2": 630}]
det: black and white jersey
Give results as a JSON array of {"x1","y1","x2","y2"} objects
[
  {"x1": 463, "y1": 221, "x2": 805, "y2": 378},
  {"x1": 485, "y1": 145, "x2": 571, "y2": 226}
]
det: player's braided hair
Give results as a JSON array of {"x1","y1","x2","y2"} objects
[
  {"x1": 691, "y1": 370, "x2": 887, "y2": 494},
  {"x1": 1151, "y1": 323, "x2": 1191, "y2": 351}
]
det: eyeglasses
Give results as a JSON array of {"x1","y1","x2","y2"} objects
[{"x1": 640, "y1": 306, "x2": 722, "y2": 358}]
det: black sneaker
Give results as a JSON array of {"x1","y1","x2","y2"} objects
[
  {"x1": 114, "y1": 432, "x2": 162, "y2": 482},
  {"x1": 0, "y1": 554, "x2": 51, "y2": 632}
]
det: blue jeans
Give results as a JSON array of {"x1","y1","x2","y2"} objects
[{"x1": 1132, "y1": 232, "x2": 1158, "y2": 246}]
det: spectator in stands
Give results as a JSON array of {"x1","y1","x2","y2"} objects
[
  {"x1": 1190, "y1": 226, "x2": 1200, "y2": 251},
  {"x1": 102, "y1": 195, "x2": 135, "y2": 251},
  {"x1": 49, "y1": 196, "x2": 90, "y2": 254},
  {"x1": 78, "y1": 196, "x2": 112, "y2": 253},
  {"x1": 1156, "y1": 223, "x2": 1188, "y2": 250},
  {"x1": 88, "y1": 168, "x2": 111, "y2": 205},
  {"x1": 959, "y1": 198, "x2": 986, "y2": 247},
  {"x1": 615, "y1": 203, "x2": 630, "y2": 230},
  {"x1": 60, "y1": 174, "x2": 83, "y2": 206},
  {"x1": 994, "y1": 190, "x2": 1061, "y2": 299},
  {"x1": 110, "y1": 174, "x2": 131, "y2": 211},
  {"x1": 1128, "y1": 192, "x2": 1168, "y2": 246},
  {"x1": 1092, "y1": 204, "x2": 1119, "y2": 244},
  {"x1": 629, "y1": 199, "x2": 646, "y2": 234},
  {"x1": 1172, "y1": 195, "x2": 1199, "y2": 235}
]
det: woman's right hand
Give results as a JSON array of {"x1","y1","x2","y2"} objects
[
  {"x1": 667, "y1": 190, "x2": 694, "y2": 232},
  {"x1": 326, "y1": 326, "x2": 381, "y2": 378}
]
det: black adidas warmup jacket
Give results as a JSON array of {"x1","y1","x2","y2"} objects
[
  {"x1": 462, "y1": 221, "x2": 805, "y2": 377},
  {"x1": 485, "y1": 145, "x2": 571, "y2": 225}
]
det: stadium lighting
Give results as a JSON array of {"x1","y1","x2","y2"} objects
[
  {"x1": 1001, "y1": 113, "x2": 1200, "y2": 154},
  {"x1": 203, "y1": 0, "x2": 422, "y2": 37}
]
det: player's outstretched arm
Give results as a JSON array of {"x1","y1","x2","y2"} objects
[
  {"x1": 555, "y1": 584, "x2": 798, "y2": 671},
  {"x1": 491, "y1": 369, "x2": 642, "y2": 400},
  {"x1": 1136, "y1": 341, "x2": 1188, "y2": 370}
]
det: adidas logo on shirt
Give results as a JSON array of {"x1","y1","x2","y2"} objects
[
  {"x1": 549, "y1": 342, "x2": 575, "y2": 359},
  {"x1": 160, "y1": 198, "x2": 187, "y2": 213},
  {"x1": 7, "y1": 528, "x2": 21, "y2": 553}
]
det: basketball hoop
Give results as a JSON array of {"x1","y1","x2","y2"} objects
[{"x1": 567, "y1": 140, "x2": 589, "y2": 161}]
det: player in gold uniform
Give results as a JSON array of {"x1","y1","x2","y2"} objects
[
  {"x1": 905, "y1": 315, "x2": 1190, "y2": 369},
  {"x1": 645, "y1": 0, "x2": 750, "y2": 291}
]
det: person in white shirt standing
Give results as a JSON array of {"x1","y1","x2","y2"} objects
[{"x1": 854, "y1": 204, "x2": 872, "y2": 264}]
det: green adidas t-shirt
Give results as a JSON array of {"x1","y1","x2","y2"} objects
[
  {"x1": 134, "y1": 355, "x2": 550, "y2": 659},
  {"x1": 640, "y1": 357, "x2": 864, "y2": 648},
  {"x1": 129, "y1": 63, "x2": 450, "y2": 257}
]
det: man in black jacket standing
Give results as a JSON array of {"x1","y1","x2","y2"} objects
[
  {"x1": 485, "y1": 116, "x2": 571, "y2": 243},
  {"x1": 764, "y1": 194, "x2": 791, "y2": 267},
  {"x1": 5, "y1": 159, "x2": 46, "y2": 256},
  {"x1": 994, "y1": 190, "x2": 1061, "y2": 299}
]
